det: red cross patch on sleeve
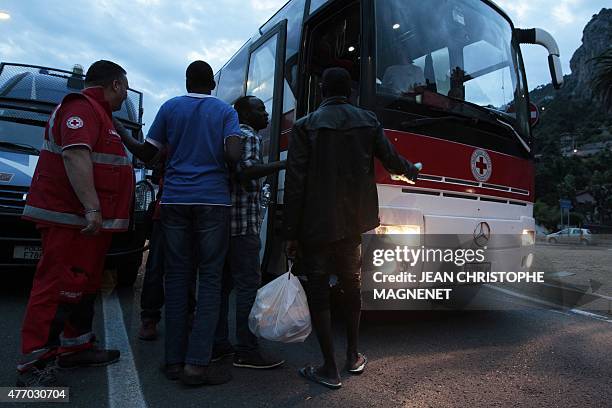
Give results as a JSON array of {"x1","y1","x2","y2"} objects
[{"x1": 66, "y1": 116, "x2": 84, "y2": 129}]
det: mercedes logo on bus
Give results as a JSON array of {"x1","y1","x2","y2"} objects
[
  {"x1": 473, "y1": 221, "x2": 491, "y2": 247},
  {"x1": 471, "y1": 149, "x2": 492, "y2": 182}
]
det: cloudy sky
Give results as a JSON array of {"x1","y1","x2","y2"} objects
[{"x1": 0, "y1": 0, "x2": 609, "y2": 131}]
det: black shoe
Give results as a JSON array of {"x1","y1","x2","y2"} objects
[
  {"x1": 16, "y1": 363, "x2": 60, "y2": 387},
  {"x1": 161, "y1": 363, "x2": 183, "y2": 381},
  {"x1": 57, "y1": 348, "x2": 120, "y2": 369},
  {"x1": 233, "y1": 350, "x2": 284, "y2": 369},
  {"x1": 139, "y1": 319, "x2": 158, "y2": 341},
  {"x1": 211, "y1": 345, "x2": 235, "y2": 363},
  {"x1": 180, "y1": 363, "x2": 232, "y2": 386}
]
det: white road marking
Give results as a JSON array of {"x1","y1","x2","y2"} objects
[
  {"x1": 102, "y1": 292, "x2": 148, "y2": 408},
  {"x1": 567, "y1": 308, "x2": 612, "y2": 323},
  {"x1": 484, "y1": 284, "x2": 612, "y2": 324}
]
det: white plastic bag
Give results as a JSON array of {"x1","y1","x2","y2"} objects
[{"x1": 248, "y1": 269, "x2": 311, "y2": 343}]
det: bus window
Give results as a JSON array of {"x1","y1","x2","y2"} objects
[
  {"x1": 260, "y1": 0, "x2": 305, "y2": 115},
  {"x1": 375, "y1": 0, "x2": 531, "y2": 147},
  {"x1": 309, "y1": 0, "x2": 328, "y2": 14},
  {"x1": 305, "y1": 2, "x2": 360, "y2": 113},
  {"x1": 412, "y1": 47, "x2": 451, "y2": 96},
  {"x1": 216, "y1": 43, "x2": 249, "y2": 104},
  {"x1": 247, "y1": 35, "x2": 279, "y2": 162},
  {"x1": 213, "y1": 71, "x2": 221, "y2": 96},
  {"x1": 463, "y1": 39, "x2": 516, "y2": 109}
]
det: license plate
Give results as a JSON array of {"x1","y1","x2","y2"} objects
[{"x1": 13, "y1": 246, "x2": 42, "y2": 260}]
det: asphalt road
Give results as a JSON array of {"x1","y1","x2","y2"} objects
[{"x1": 1, "y1": 273, "x2": 611, "y2": 408}]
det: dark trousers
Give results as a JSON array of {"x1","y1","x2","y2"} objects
[
  {"x1": 162, "y1": 204, "x2": 229, "y2": 366},
  {"x1": 140, "y1": 220, "x2": 196, "y2": 323},
  {"x1": 214, "y1": 234, "x2": 261, "y2": 353},
  {"x1": 300, "y1": 236, "x2": 362, "y2": 313}
]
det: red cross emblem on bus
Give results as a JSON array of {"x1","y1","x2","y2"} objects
[
  {"x1": 475, "y1": 156, "x2": 488, "y2": 175},
  {"x1": 470, "y1": 149, "x2": 492, "y2": 182},
  {"x1": 66, "y1": 116, "x2": 84, "y2": 129}
]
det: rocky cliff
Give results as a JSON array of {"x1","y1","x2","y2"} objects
[
  {"x1": 532, "y1": 8, "x2": 612, "y2": 105},
  {"x1": 567, "y1": 8, "x2": 612, "y2": 102},
  {"x1": 529, "y1": 8, "x2": 612, "y2": 155}
]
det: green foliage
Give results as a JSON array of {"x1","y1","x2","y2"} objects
[
  {"x1": 534, "y1": 201, "x2": 560, "y2": 230},
  {"x1": 592, "y1": 48, "x2": 612, "y2": 111},
  {"x1": 529, "y1": 53, "x2": 612, "y2": 227},
  {"x1": 533, "y1": 149, "x2": 612, "y2": 226}
]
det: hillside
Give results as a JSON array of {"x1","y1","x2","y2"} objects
[{"x1": 529, "y1": 8, "x2": 612, "y2": 230}]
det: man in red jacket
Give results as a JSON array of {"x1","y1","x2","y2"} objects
[{"x1": 18, "y1": 60, "x2": 133, "y2": 386}]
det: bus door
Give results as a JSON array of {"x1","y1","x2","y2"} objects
[
  {"x1": 245, "y1": 20, "x2": 287, "y2": 276},
  {"x1": 299, "y1": 1, "x2": 362, "y2": 116}
]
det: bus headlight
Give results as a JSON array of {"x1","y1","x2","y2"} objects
[
  {"x1": 135, "y1": 181, "x2": 154, "y2": 212},
  {"x1": 522, "y1": 229, "x2": 535, "y2": 246},
  {"x1": 375, "y1": 225, "x2": 421, "y2": 235}
]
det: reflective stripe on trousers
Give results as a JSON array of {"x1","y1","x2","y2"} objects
[{"x1": 23, "y1": 205, "x2": 130, "y2": 230}]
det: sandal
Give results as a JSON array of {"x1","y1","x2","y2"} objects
[
  {"x1": 299, "y1": 365, "x2": 342, "y2": 389},
  {"x1": 346, "y1": 353, "x2": 367, "y2": 375}
]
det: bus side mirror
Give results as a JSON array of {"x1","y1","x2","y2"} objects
[
  {"x1": 515, "y1": 28, "x2": 563, "y2": 89},
  {"x1": 548, "y1": 54, "x2": 563, "y2": 89}
]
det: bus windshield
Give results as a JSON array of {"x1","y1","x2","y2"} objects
[{"x1": 375, "y1": 0, "x2": 530, "y2": 142}]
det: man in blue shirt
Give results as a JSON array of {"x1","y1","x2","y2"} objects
[{"x1": 122, "y1": 61, "x2": 241, "y2": 386}]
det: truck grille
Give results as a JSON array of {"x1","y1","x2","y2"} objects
[{"x1": 0, "y1": 185, "x2": 28, "y2": 213}]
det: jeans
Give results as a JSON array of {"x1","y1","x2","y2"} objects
[
  {"x1": 299, "y1": 235, "x2": 362, "y2": 314},
  {"x1": 214, "y1": 234, "x2": 261, "y2": 353},
  {"x1": 140, "y1": 220, "x2": 196, "y2": 323},
  {"x1": 162, "y1": 204, "x2": 229, "y2": 366}
]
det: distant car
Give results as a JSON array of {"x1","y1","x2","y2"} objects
[{"x1": 546, "y1": 228, "x2": 592, "y2": 245}]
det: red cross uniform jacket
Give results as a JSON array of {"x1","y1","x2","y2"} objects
[{"x1": 23, "y1": 87, "x2": 134, "y2": 232}]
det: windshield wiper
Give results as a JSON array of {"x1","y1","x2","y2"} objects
[
  {"x1": 0, "y1": 141, "x2": 40, "y2": 155},
  {"x1": 403, "y1": 102, "x2": 531, "y2": 153},
  {"x1": 456, "y1": 102, "x2": 531, "y2": 153},
  {"x1": 382, "y1": 91, "x2": 532, "y2": 153}
]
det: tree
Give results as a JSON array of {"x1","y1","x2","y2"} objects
[{"x1": 591, "y1": 48, "x2": 612, "y2": 112}]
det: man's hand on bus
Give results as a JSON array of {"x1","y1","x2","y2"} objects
[
  {"x1": 405, "y1": 161, "x2": 421, "y2": 182},
  {"x1": 285, "y1": 240, "x2": 299, "y2": 260}
]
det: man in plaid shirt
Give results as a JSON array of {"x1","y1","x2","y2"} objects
[{"x1": 214, "y1": 96, "x2": 286, "y2": 369}]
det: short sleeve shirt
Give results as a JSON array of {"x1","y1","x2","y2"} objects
[
  {"x1": 145, "y1": 93, "x2": 241, "y2": 205},
  {"x1": 55, "y1": 99, "x2": 100, "y2": 150}
]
